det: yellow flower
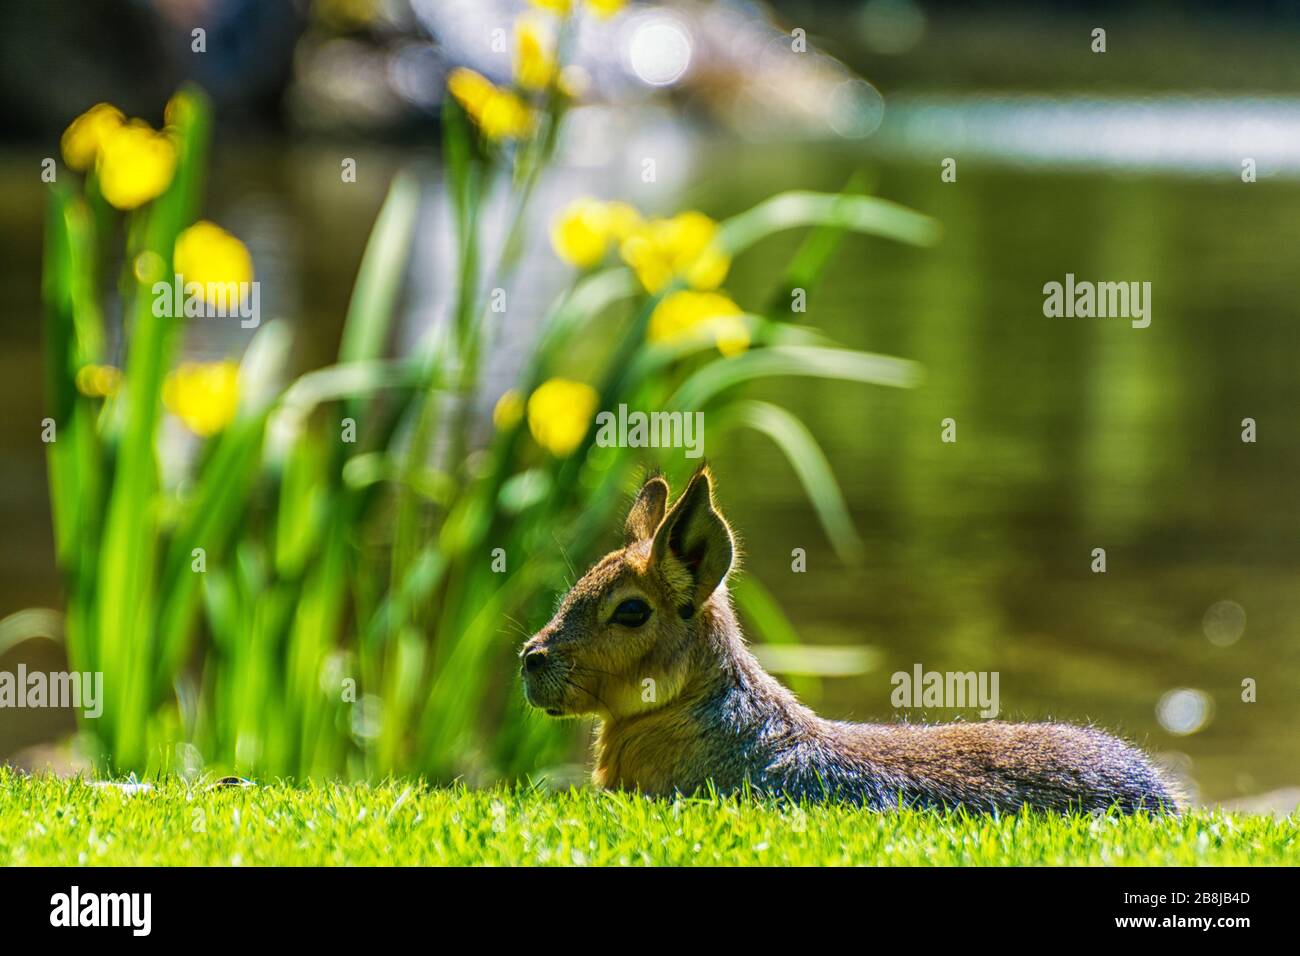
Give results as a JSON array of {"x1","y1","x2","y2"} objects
[
  {"x1": 550, "y1": 199, "x2": 604, "y2": 268},
  {"x1": 74, "y1": 364, "x2": 122, "y2": 399},
  {"x1": 649, "y1": 291, "x2": 749, "y2": 356},
  {"x1": 163, "y1": 90, "x2": 198, "y2": 130},
  {"x1": 163, "y1": 361, "x2": 240, "y2": 437},
  {"x1": 447, "y1": 68, "x2": 494, "y2": 114},
  {"x1": 447, "y1": 68, "x2": 536, "y2": 141},
  {"x1": 550, "y1": 198, "x2": 642, "y2": 269},
  {"x1": 480, "y1": 96, "x2": 535, "y2": 140},
  {"x1": 61, "y1": 103, "x2": 125, "y2": 172},
  {"x1": 602, "y1": 201, "x2": 644, "y2": 242},
  {"x1": 96, "y1": 120, "x2": 177, "y2": 210},
  {"x1": 493, "y1": 389, "x2": 524, "y2": 429},
  {"x1": 528, "y1": 0, "x2": 623, "y2": 19},
  {"x1": 528, "y1": 0, "x2": 572, "y2": 14},
  {"x1": 620, "y1": 211, "x2": 731, "y2": 294},
  {"x1": 585, "y1": 0, "x2": 626, "y2": 17},
  {"x1": 526, "y1": 378, "x2": 598, "y2": 457},
  {"x1": 173, "y1": 221, "x2": 254, "y2": 304},
  {"x1": 514, "y1": 17, "x2": 557, "y2": 92}
]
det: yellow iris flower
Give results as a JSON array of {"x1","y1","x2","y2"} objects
[
  {"x1": 620, "y1": 211, "x2": 731, "y2": 294},
  {"x1": 526, "y1": 378, "x2": 598, "y2": 457},
  {"x1": 528, "y1": 0, "x2": 625, "y2": 17},
  {"x1": 550, "y1": 198, "x2": 642, "y2": 269},
  {"x1": 493, "y1": 389, "x2": 525, "y2": 430},
  {"x1": 585, "y1": 0, "x2": 626, "y2": 17},
  {"x1": 163, "y1": 361, "x2": 241, "y2": 437},
  {"x1": 163, "y1": 90, "x2": 199, "y2": 130},
  {"x1": 649, "y1": 290, "x2": 750, "y2": 356},
  {"x1": 96, "y1": 120, "x2": 178, "y2": 210},
  {"x1": 74, "y1": 364, "x2": 123, "y2": 399},
  {"x1": 61, "y1": 103, "x2": 126, "y2": 172},
  {"x1": 528, "y1": 0, "x2": 573, "y2": 14},
  {"x1": 446, "y1": 68, "x2": 536, "y2": 141},
  {"x1": 174, "y1": 221, "x2": 254, "y2": 303},
  {"x1": 514, "y1": 17, "x2": 557, "y2": 92}
]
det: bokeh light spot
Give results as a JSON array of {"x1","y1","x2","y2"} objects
[
  {"x1": 1156, "y1": 688, "x2": 1214, "y2": 736},
  {"x1": 627, "y1": 17, "x2": 692, "y2": 87},
  {"x1": 1202, "y1": 599, "x2": 1246, "y2": 647},
  {"x1": 828, "y1": 78, "x2": 885, "y2": 138}
]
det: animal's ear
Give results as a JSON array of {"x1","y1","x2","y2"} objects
[
  {"x1": 624, "y1": 474, "x2": 670, "y2": 545},
  {"x1": 650, "y1": 466, "x2": 734, "y2": 615}
]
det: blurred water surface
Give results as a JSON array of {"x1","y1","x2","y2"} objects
[{"x1": 707, "y1": 139, "x2": 1300, "y2": 804}]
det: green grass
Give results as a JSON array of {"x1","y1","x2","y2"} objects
[{"x1": 2, "y1": 770, "x2": 1295, "y2": 866}]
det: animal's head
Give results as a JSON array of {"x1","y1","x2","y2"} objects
[{"x1": 520, "y1": 466, "x2": 736, "y2": 721}]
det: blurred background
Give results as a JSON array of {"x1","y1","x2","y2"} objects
[{"x1": 2, "y1": 0, "x2": 1299, "y2": 806}]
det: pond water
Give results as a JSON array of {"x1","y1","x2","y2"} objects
[
  {"x1": 706, "y1": 140, "x2": 1300, "y2": 804},
  {"x1": 1, "y1": 131, "x2": 1296, "y2": 802}
]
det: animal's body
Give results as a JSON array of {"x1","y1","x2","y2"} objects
[{"x1": 522, "y1": 468, "x2": 1179, "y2": 813}]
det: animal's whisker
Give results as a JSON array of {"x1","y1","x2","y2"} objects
[
  {"x1": 570, "y1": 664, "x2": 620, "y2": 680},
  {"x1": 501, "y1": 613, "x2": 531, "y2": 640},
  {"x1": 552, "y1": 530, "x2": 577, "y2": 581},
  {"x1": 564, "y1": 675, "x2": 611, "y2": 713}
]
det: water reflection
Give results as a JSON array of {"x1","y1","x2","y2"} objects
[
  {"x1": 881, "y1": 94, "x2": 1300, "y2": 176},
  {"x1": 701, "y1": 140, "x2": 1300, "y2": 801}
]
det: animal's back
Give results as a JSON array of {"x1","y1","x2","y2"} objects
[
  {"x1": 684, "y1": 669, "x2": 1177, "y2": 812},
  {"x1": 743, "y1": 713, "x2": 1177, "y2": 812},
  {"x1": 830, "y1": 720, "x2": 1176, "y2": 812}
]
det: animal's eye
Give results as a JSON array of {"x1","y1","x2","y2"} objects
[{"x1": 610, "y1": 598, "x2": 652, "y2": 628}]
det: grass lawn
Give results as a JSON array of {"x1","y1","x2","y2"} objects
[{"x1": 1, "y1": 769, "x2": 1295, "y2": 866}]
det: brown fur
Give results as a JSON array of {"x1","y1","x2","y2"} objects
[{"x1": 521, "y1": 468, "x2": 1179, "y2": 813}]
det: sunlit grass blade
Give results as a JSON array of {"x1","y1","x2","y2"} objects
[
  {"x1": 716, "y1": 399, "x2": 863, "y2": 561},
  {"x1": 669, "y1": 345, "x2": 922, "y2": 412},
  {"x1": 750, "y1": 644, "x2": 881, "y2": 678},
  {"x1": 768, "y1": 169, "x2": 876, "y2": 315},
  {"x1": 729, "y1": 576, "x2": 820, "y2": 701},
  {"x1": 0, "y1": 609, "x2": 63, "y2": 659},
  {"x1": 719, "y1": 190, "x2": 941, "y2": 255},
  {"x1": 277, "y1": 358, "x2": 425, "y2": 420},
  {"x1": 337, "y1": 171, "x2": 420, "y2": 370}
]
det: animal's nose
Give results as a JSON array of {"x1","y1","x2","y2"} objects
[{"x1": 522, "y1": 649, "x2": 548, "y2": 674}]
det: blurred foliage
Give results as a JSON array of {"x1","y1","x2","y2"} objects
[{"x1": 37, "y1": 7, "x2": 940, "y2": 780}]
